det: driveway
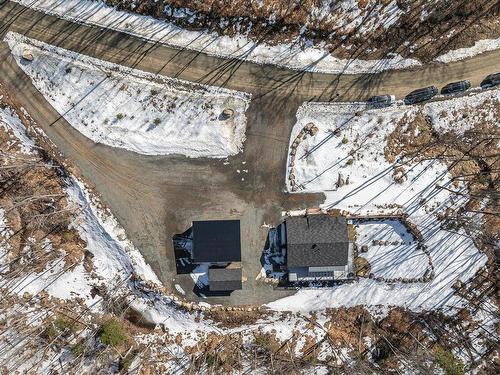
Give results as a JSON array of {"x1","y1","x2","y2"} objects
[{"x1": 1, "y1": 0, "x2": 499, "y2": 305}]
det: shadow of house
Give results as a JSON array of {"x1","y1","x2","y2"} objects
[
  {"x1": 259, "y1": 226, "x2": 287, "y2": 283},
  {"x1": 172, "y1": 227, "x2": 195, "y2": 274}
]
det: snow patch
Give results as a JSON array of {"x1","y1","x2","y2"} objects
[
  {"x1": 0, "y1": 105, "x2": 36, "y2": 154},
  {"x1": 436, "y1": 37, "x2": 500, "y2": 63},
  {"x1": 6, "y1": 31, "x2": 251, "y2": 158},
  {"x1": 355, "y1": 220, "x2": 429, "y2": 280}
]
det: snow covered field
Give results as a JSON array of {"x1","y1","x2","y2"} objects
[
  {"x1": 6, "y1": 32, "x2": 251, "y2": 158},
  {"x1": 271, "y1": 90, "x2": 499, "y2": 313},
  {"x1": 0, "y1": 101, "x2": 160, "y2": 305}
]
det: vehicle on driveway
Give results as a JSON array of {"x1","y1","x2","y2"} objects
[
  {"x1": 481, "y1": 72, "x2": 500, "y2": 89},
  {"x1": 441, "y1": 80, "x2": 471, "y2": 95},
  {"x1": 366, "y1": 94, "x2": 396, "y2": 108},
  {"x1": 404, "y1": 86, "x2": 438, "y2": 105}
]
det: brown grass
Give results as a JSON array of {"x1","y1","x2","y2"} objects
[
  {"x1": 383, "y1": 96, "x2": 499, "y2": 313},
  {"x1": 354, "y1": 256, "x2": 371, "y2": 277},
  {"x1": 0, "y1": 85, "x2": 87, "y2": 275},
  {"x1": 205, "y1": 308, "x2": 266, "y2": 328},
  {"x1": 185, "y1": 331, "x2": 244, "y2": 372}
]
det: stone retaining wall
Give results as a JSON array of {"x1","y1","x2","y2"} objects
[
  {"x1": 350, "y1": 214, "x2": 435, "y2": 284},
  {"x1": 288, "y1": 122, "x2": 318, "y2": 192},
  {"x1": 131, "y1": 273, "x2": 266, "y2": 313}
]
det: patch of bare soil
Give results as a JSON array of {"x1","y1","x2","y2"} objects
[
  {"x1": 105, "y1": 0, "x2": 500, "y2": 62},
  {"x1": 354, "y1": 256, "x2": 371, "y2": 277},
  {"x1": 325, "y1": 306, "x2": 374, "y2": 349}
]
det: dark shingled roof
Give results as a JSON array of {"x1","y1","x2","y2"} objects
[
  {"x1": 208, "y1": 268, "x2": 242, "y2": 291},
  {"x1": 192, "y1": 220, "x2": 241, "y2": 263},
  {"x1": 286, "y1": 215, "x2": 349, "y2": 267}
]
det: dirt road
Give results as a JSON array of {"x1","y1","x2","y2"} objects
[{"x1": 1, "y1": 0, "x2": 499, "y2": 305}]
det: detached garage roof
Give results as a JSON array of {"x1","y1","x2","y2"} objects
[
  {"x1": 208, "y1": 268, "x2": 242, "y2": 291},
  {"x1": 192, "y1": 220, "x2": 241, "y2": 263},
  {"x1": 286, "y1": 215, "x2": 349, "y2": 267}
]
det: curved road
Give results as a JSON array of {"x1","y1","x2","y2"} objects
[{"x1": 1, "y1": 0, "x2": 499, "y2": 305}]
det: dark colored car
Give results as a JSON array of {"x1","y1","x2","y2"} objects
[
  {"x1": 366, "y1": 94, "x2": 396, "y2": 108},
  {"x1": 481, "y1": 72, "x2": 500, "y2": 89},
  {"x1": 441, "y1": 80, "x2": 471, "y2": 95},
  {"x1": 404, "y1": 86, "x2": 438, "y2": 105}
]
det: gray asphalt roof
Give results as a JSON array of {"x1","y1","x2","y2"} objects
[
  {"x1": 208, "y1": 268, "x2": 242, "y2": 291},
  {"x1": 192, "y1": 220, "x2": 241, "y2": 263},
  {"x1": 285, "y1": 215, "x2": 349, "y2": 267}
]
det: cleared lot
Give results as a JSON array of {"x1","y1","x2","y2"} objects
[
  {"x1": 1, "y1": 1, "x2": 499, "y2": 305},
  {"x1": 0, "y1": 44, "x2": 323, "y2": 305}
]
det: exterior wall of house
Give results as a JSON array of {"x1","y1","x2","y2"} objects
[
  {"x1": 288, "y1": 265, "x2": 351, "y2": 281},
  {"x1": 347, "y1": 242, "x2": 355, "y2": 276},
  {"x1": 309, "y1": 266, "x2": 346, "y2": 272},
  {"x1": 279, "y1": 223, "x2": 286, "y2": 250}
]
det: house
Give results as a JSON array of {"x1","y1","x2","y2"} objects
[
  {"x1": 191, "y1": 220, "x2": 242, "y2": 291},
  {"x1": 192, "y1": 220, "x2": 241, "y2": 264},
  {"x1": 280, "y1": 215, "x2": 354, "y2": 281}
]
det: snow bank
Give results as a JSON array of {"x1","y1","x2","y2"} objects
[
  {"x1": 436, "y1": 37, "x2": 500, "y2": 63},
  {"x1": 269, "y1": 91, "x2": 496, "y2": 313},
  {"x1": 11, "y1": 0, "x2": 421, "y2": 74},
  {"x1": 6, "y1": 31, "x2": 251, "y2": 158}
]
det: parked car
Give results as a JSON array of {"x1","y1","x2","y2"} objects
[
  {"x1": 481, "y1": 72, "x2": 500, "y2": 89},
  {"x1": 366, "y1": 94, "x2": 396, "y2": 108},
  {"x1": 441, "y1": 80, "x2": 471, "y2": 95},
  {"x1": 404, "y1": 86, "x2": 438, "y2": 105}
]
